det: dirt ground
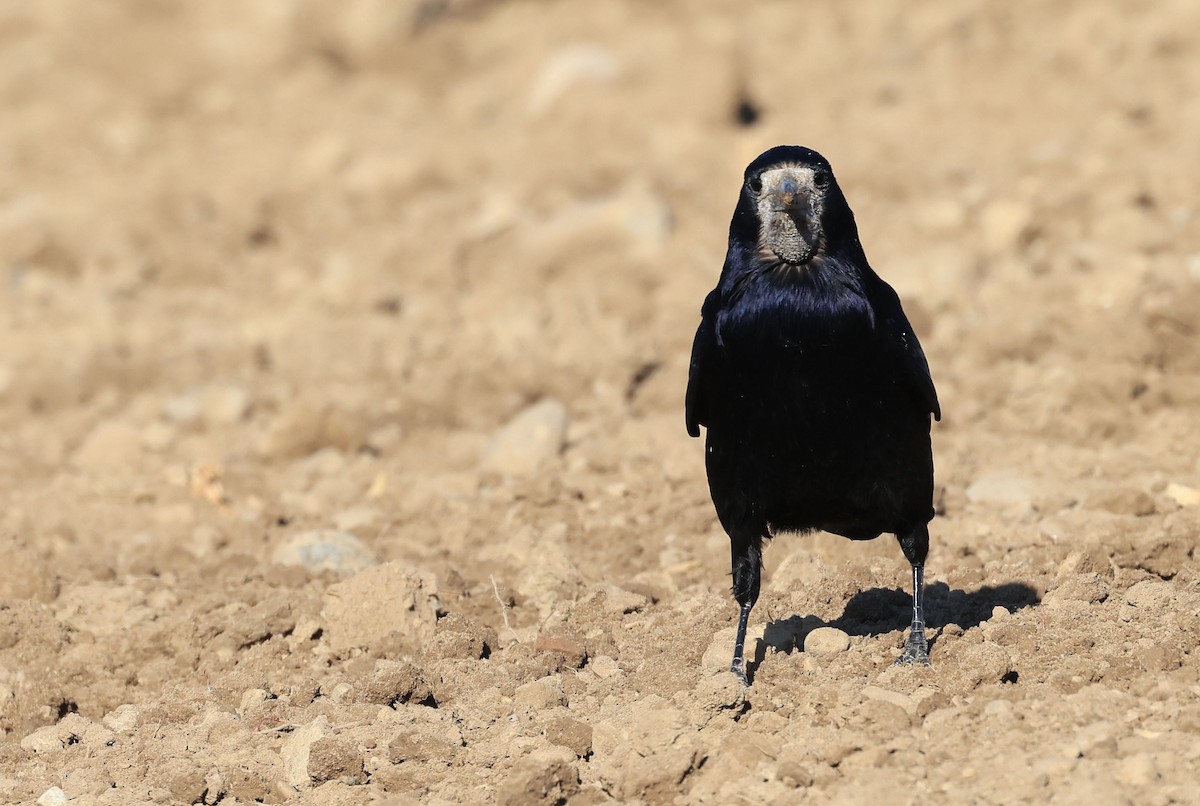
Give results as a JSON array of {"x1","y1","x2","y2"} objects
[{"x1": 2, "y1": 1, "x2": 1200, "y2": 803}]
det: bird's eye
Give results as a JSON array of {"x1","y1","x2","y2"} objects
[
  {"x1": 813, "y1": 170, "x2": 831, "y2": 189},
  {"x1": 746, "y1": 176, "x2": 763, "y2": 193}
]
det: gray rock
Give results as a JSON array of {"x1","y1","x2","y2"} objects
[
  {"x1": 480, "y1": 399, "x2": 568, "y2": 476},
  {"x1": 36, "y1": 788, "x2": 69, "y2": 806},
  {"x1": 271, "y1": 530, "x2": 377, "y2": 575}
]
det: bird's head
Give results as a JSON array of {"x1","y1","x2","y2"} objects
[{"x1": 731, "y1": 145, "x2": 859, "y2": 267}]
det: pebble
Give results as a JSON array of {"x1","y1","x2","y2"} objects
[
  {"x1": 102, "y1": 704, "x2": 140, "y2": 733},
  {"x1": 803, "y1": 626, "x2": 851, "y2": 656},
  {"x1": 862, "y1": 685, "x2": 916, "y2": 716},
  {"x1": 36, "y1": 788, "x2": 69, "y2": 806},
  {"x1": 480, "y1": 399, "x2": 568, "y2": 476},
  {"x1": 359, "y1": 660, "x2": 434, "y2": 707},
  {"x1": 1165, "y1": 482, "x2": 1200, "y2": 507},
  {"x1": 515, "y1": 678, "x2": 568, "y2": 710},
  {"x1": 281, "y1": 715, "x2": 330, "y2": 787},
  {"x1": 21, "y1": 725, "x2": 63, "y2": 754},
  {"x1": 308, "y1": 737, "x2": 363, "y2": 784},
  {"x1": 1125, "y1": 580, "x2": 1174, "y2": 609},
  {"x1": 590, "y1": 655, "x2": 622, "y2": 679},
  {"x1": 1044, "y1": 573, "x2": 1109, "y2": 606},
  {"x1": 271, "y1": 530, "x2": 378, "y2": 575}
]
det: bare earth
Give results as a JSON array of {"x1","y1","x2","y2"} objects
[{"x1": 3, "y1": 2, "x2": 1200, "y2": 804}]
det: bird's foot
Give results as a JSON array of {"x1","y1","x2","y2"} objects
[
  {"x1": 729, "y1": 659, "x2": 751, "y2": 688},
  {"x1": 895, "y1": 629, "x2": 930, "y2": 667}
]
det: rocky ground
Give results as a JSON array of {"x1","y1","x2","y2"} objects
[{"x1": 2, "y1": 1, "x2": 1200, "y2": 804}]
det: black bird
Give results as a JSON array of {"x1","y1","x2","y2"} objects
[{"x1": 686, "y1": 145, "x2": 940, "y2": 685}]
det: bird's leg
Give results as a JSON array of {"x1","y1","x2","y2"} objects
[
  {"x1": 896, "y1": 564, "x2": 930, "y2": 666},
  {"x1": 895, "y1": 523, "x2": 931, "y2": 666},
  {"x1": 729, "y1": 534, "x2": 763, "y2": 686},
  {"x1": 731, "y1": 599, "x2": 754, "y2": 686}
]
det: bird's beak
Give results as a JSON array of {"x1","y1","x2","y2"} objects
[
  {"x1": 755, "y1": 166, "x2": 822, "y2": 265},
  {"x1": 771, "y1": 175, "x2": 804, "y2": 212},
  {"x1": 763, "y1": 171, "x2": 812, "y2": 217}
]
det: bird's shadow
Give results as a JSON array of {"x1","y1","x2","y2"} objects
[{"x1": 751, "y1": 581, "x2": 1040, "y2": 677}]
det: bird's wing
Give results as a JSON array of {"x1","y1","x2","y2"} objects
[
  {"x1": 685, "y1": 289, "x2": 720, "y2": 437},
  {"x1": 871, "y1": 281, "x2": 941, "y2": 421}
]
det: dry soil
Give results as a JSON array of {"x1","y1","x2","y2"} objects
[{"x1": 3, "y1": 1, "x2": 1200, "y2": 804}]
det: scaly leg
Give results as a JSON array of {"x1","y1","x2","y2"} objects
[
  {"x1": 729, "y1": 533, "x2": 763, "y2": 686},
  {"x1": 895, "y1": 523, "x2": 931, "y2": 666},
  {"x1": 896, "y1": 564, "x2": 930, "y2": 665}
]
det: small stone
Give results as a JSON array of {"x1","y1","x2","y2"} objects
[
  {"x1": 862, "y1": 685, "x2": 916, "y2": 716},
  {"x1": 544, "y1": 717, "x2": 592, "y2": 758},
  {"x1": 687, "y1": 672, "x2": 748, "y2": 726},
  {"x1": 281, "y1": 715, "x2": 330, "y2": 787},
  {"x1": 590, "y1": 655, "x2": 621, "y2": 679},
  {"x1": 495, "y1": 753, "x2": 580, "y2": 806},
  {"x1": 359, "y1": 660, "x2": 434, "y2": 707},
  {"x1": 534, "y1": 633, "x2": 587, "y2": 668},
  {"x1": 991, "y1": 606, "x2": 1010, "y2": 620},
  {"x1": 600, "y1": 586, "x2": 649, "y2": 614},
  {"x1": 514, "y1": 678, "x2": 568, "y2": 710},
  {"x1": 1125, "y1": 580, "x2": 1174, "y2": 609},
  {"x1": 36, "y1": 787, "x2": 69, "y2": 806},
  {"x1": 21, "y1": 725, "x2": 63, "y2": 754},
  {"x1": 101, "y1": 704, "x2": 139, "y2": 733},
  {"x1": 240, "y1": 689, "x2": 269, "y2": 712},
  {"x1": 803, "y1": 627, "x2": 850, "y2": 656},
  {"x1": 1044, "y1": 573, "x2": 1109, "y2": 606},
  {"x1": 271, "y1": 530, "x2": 377, "y2": 575},
  {"x1": 480, "y1": 399, "x2": 568, "y2": 476},
  {"x1": 1165, "y1": 482, "x2": 1200, "y2": 507},
  {"x1": 308, "y1": 737, "x2": 363, "y2": 784}
]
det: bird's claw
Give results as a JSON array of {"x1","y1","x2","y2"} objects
[
  {"x1": 895, "y1": 632, "x2": 930, "y2": 667},
  {"x1": 730, "y1": 661, "x2": 751, "y2": 688}
]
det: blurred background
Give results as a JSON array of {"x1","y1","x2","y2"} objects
[{"x1": 3, "y1": 1, "x2": 1200, "y2": 803}]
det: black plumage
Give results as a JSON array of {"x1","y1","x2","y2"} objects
[{"x1": 686, "y1": 145, "x2": 940, "y2": 684}]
